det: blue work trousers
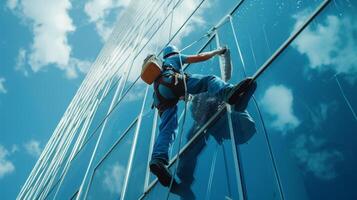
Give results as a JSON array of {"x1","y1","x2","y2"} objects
[{"x1": 151, "y1": 74, "x2": 233, "y2": 163}]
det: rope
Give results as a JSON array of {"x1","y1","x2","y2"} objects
[
  {"x1": 335, "y1": 74, "x2": 357, "y2": 121},
  {"x1": 205, "y1": 143, "x2": 219, "y2": 200},
  {"x1": 165, "y1": 19, "x2": 216, "y2": 199},
  {"x1": 165, "y1": 3, "x2": 188, "y2": 196},
  {"x1": 222, "y1": 145, "x2": 233, "y2": 198},
  {"x1": 215, "y1": 30, "x2": 246, "y2": 200}
]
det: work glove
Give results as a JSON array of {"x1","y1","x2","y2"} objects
[{"x1": 217, "y1": 46, "x2": 227, "y2": 55}]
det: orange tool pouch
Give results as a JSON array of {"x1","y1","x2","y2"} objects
[{"x1": 141, "y1": 55, "x2": 163, "y2": 85}]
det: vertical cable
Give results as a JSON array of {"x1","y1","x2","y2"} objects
[
  {"x1": 222, "y1": 145, "x2": 233, "y2": 199},
  {"x1": 205, "y1": 143, "x2": 219, "y2": 200},
  {"x1": 228, "y1": 16, "x2": 247, "y2": 76},
  {"x1": 216, "y1": 31, "x2": 246, "y2": 200},
  {"x1": 335, "y1": 74, "x2": 357, "y2": 121},
  {"x1": 165, "y1": 6, "x2": 188, "y2": 198}
]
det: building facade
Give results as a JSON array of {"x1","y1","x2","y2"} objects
[{"x1": 18, "y1": 0, "x2": 357, "y2": 199}]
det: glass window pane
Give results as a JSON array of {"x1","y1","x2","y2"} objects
[
  {"x1": 86, "y1": 120, "x2": 137, "y2": 199},
  {"x1": 84, "y1": 79, "x2": 121, "y2": 143},
  {"x1": 216, "y1": 24, "x2": 283, "y2": 200},
  {"x1": 93, "y1": 81, "x2": 147, "y2": 162},
  {"x1": 122, "y1": 108, "x2": 157, "y2": 199},
  {"x1": 229, "y1": 0, "x2": 323, "y2": 77},
  {"x1": 44, "y1": 181, "x2": 60, "y2": 200},
  {"x1": 252, "y1": 2, "x2": 357, "y2": 199},
  {"x1": 53, "y1": 127, "x2": 101, "y2": 199}
]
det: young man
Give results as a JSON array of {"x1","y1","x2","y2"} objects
[{"x1": 149, "y1": 45, "x2": 255, "y2": 187}]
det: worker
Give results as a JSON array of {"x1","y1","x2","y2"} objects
[{"x1": 147, "y1": 45, "x2": 256, "y2": 187}]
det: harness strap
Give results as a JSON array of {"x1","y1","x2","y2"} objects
[{"x1": 153, "y1": 71, "x2": 188, "y2": 115}]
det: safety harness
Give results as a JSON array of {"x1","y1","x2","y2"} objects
[{"x1": 153, "y1": 66, "x2": 188, "y2": 115}]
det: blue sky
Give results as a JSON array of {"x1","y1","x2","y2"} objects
[
  {"x1": 0, "y1": 0, "x2": 356, "y2": 199},
  {"x1": 0, "y1": 0, "x2": 130, "y2": 198}
]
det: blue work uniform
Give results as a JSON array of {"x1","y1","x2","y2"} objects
[{"x1": 151, "y1": 53, "x2": 234, "y2": 163}]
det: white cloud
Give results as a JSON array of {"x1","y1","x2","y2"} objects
[
  {"x1": 0, "y1": 145, "x2": 15, "y2": 179},
  {"x1": 260, "y1": 85, "x2": 300, "y2": 133},
  {"x1": 292, "y1": 134, "x2": 343, "y2": 180},
  {"x1": 102, "y1": 162, "x2": 126, "y2": 195},
  {"x1": 24, "y1": 140, "x2": 42, "y2": 158},
  {"x1": 0, "y1": 77, "x2": 8, "y2": 94},
  {"x1": 15, "y1": 48, "x2": 29, "y2": 76},
  {"x1": 293, "y1": 14, "x2": 357, "y2": 84},
  {"x1": 65, "y1": 58, "x2": 92, "y2": 79},
  {"x1": 11, "y1": 145, "x2": 19, "y2": 154},
  {"x1": 84, "y1": 0, "x2": 131, "y2": 41},
  {"x1": 170, "y1": 0, "x2": 208, "y2": 45},
  {"x1": 9, "y1": 0, "x2": 91, "y2": 79},
  {"x1": 306, "y1": 102, "x2": 337, "y2": 131},
  {"x1": 6, "y1": 0, "x2": 18, "y2": 9}
]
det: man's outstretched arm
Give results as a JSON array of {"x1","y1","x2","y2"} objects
[{"x1": 186, "y1": 47, "x2": 226, "y2": 63}]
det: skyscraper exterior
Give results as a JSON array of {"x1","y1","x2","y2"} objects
[{"x1": 18, "y1": 0, "x2": 357, "y2": 199}]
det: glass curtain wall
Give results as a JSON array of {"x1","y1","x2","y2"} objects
[{"x1": 38, "y1": 0, "x2": 357, "y2": 199}]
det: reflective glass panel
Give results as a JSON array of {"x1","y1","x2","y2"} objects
[
  {"x1": 86, "y1": 120, "x2": 137, "y2": 199},
  {"x1": 252, "y1": 2, "x2": 357, "y2": 199},
  {"x1": 230, "y1": 0, "x2": 323, "y2": 77},
  {"x1": 52, "y1": 127, "x2": 101, "y2": 199},
  {"x1": 122, "y1": 103, "x2": 157, "y2": 199},
  {"x1": 93, "y1": 80, "x2": 146, "y2": 163}
]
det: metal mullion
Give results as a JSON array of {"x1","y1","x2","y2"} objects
[
  {"x1": 121, "y1": 86, "x2": 150, "y2": 200},
  {"x1": 225, "y1": 106, "x2": 247, "y2": 200},
  {"x1": 82, "y1": 117, "x2": 139, "y2": 200},
  {"x1": 205, "y1": 143, "x2": 219, "y2": 200},
  {"x1": 144, "y1": 109, "x2": 159, "y2": 189},
  {"x1": 75, "y1": 69, "x2": 127, "y2": 199}
]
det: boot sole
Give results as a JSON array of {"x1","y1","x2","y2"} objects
[
  {"x1": 150, "y1": 163, "x2": 175, "y2": 187},
  {"x1": 228, "y1": 78, "x2": 254, "y2": 105},
  {"x1": 227, "y1": 87, "x2": 244, "y2": 105}
]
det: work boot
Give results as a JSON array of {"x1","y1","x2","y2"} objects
[
  {"x1": 234, "y1": 80, "x2": 257, "y2": 112},
  {"x1": 149, "y1": 158, "x2": 177, "y2": 187},
  {"x1": 170, "y1": 182, "x2": 196, "y2": 200},
  {"x1": 225, "y1": 77, "x2": 255, "y2": 105}
]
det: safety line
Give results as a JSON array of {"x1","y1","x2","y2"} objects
[
  {"x1": 217, "y1": 41, "x2": 246, "y2": 200},
  {"x1": 222, "y1": 145, "x2": 233, "y2": 198},
  {"x1": 335, "y1": 75, "x2": 357, "y2": 121},
  {"x1": 229, "y1": 16, "x2": 247, "y2": 76},
  {"x1": 205, "y1": 143, "x2": 219, "y2": 200}
]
